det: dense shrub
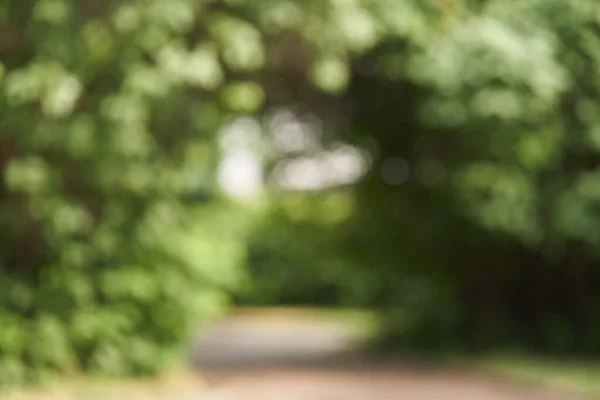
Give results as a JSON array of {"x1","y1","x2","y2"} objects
[
  {"x1": 0, "y1": 0, "x2": 250, "y2": 386},
  {"x1": 237, "y1": 194, "x2": 377, "y2": 307}
]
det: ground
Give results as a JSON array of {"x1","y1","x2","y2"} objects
[
  {"x1": 192, "y1": 309, "x2": 586, "y2": 400},
  {"x1": 4, "y1": 308, "x2": 591, "y2": 400}
]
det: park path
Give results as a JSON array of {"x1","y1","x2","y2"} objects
[{"x1": 190, "y1": 309, "x2": 584, "y2": 400}]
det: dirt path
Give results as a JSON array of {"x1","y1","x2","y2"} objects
[{"x1": 191, "y1": 310, "x2": 585, "y2": 400}]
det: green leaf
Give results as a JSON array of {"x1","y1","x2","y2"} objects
[
  {"x1": 5, "y1": 157, "x2": 52, "y2": 194},
  {"x1": 33, "y1": 0, "x2": 70, "y2": 24},
  {"x1": 221, "y1": 82, "x2": 265, "y2": 112},
  {"x1": 310, "y1": 56, "x2": 350, "y2": 94}
]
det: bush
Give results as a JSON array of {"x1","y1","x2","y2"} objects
[
  {"x1": 0, "y1": 0, "x2": 249, "y2": 387},
  {"x1": 238, "y1": 193, "x2": 376, "y2": 307}
]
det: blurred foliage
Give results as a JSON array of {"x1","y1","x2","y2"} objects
[
  {"x1": 236, "y1": 192, "x2": 378, "y2": 307},
  {"x1": 237, "y1": 0, "x2": 600, "y2": 357},
  {"x1": 4, "y1": 0, "x2": 600, "y2": 388},
  {"x1": 0, "y1": 0, "x2": 254, "y2": 387}
]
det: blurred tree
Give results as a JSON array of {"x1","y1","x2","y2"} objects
[
  {"x1": 4, "y1": 0, "x2": 600, "y2": 388},
  {"x1": 240, "y1": 0, "x2": 600, "y2": 355},
  {"x1": 0, "y1": 0, "x2": 252, "y2": 386}
]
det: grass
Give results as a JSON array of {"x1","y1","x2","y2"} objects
[
  {"x1": 470, "y1": 354, "x2": 600, "y2": 398},
  {"x1": 2, "y1": 370, "x2": 208, "y2": 400}
]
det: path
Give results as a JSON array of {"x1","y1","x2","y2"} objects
[{"x1": 191, "y1": 309, "x2": 585, "y2": 400}]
